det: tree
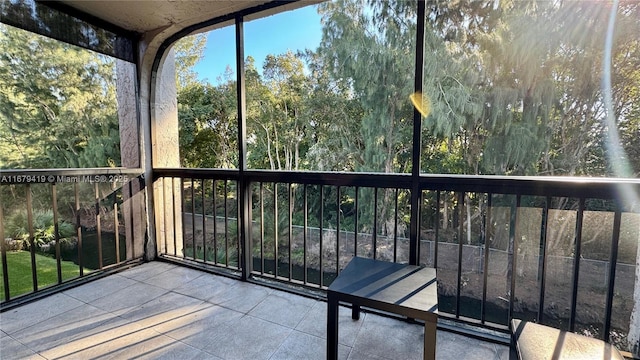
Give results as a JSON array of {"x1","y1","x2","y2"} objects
[
  {"x1": 315, "y1": 0, "x2": 419, "y2": 235},
  {"x1": 245, "y1": 52, "x2": 313, "y2": 171},
  {"x1": 177, "y1": 79, "x2": 238, "y2": 168},
  {"x1": 301, "y1": 49, "x2": 365, "y2": 172},
  {"x1": 0, "y1": 24, "x2": 120, "y2": 169},
  {"x1": 318, "y1": 0, "x2": 415, "y2": 174},
  {"x1": 420, "y1": 0, "x2": 640, "y2": 177},
  {"x1": 173, "y1": 33, "x2": 239, "y2": 169},
  {"x1": 174, "y1": 33, "x2": 207, "y2": 91}
]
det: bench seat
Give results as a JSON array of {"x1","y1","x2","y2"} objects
[{"x1": 511, "y1": 319, "x2": 625, "y2": 360}]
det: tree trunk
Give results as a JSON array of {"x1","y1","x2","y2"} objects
[
  {"x1": 628, "y1": 219, "x2": 640, "y2": 357},
  {"x1": 274, "y1": 126, "x2": 282, "y2": 170},
  {"x1": 284, "y1": 146, "x2": 291, "y2": 170},
  {"x1": 442, "y1": 193, "x2": 449, "y2": 231},
  {"x1": 295, "y1": 141, "x2": 300, "y2": 170},
  {"x1": 262, "y1": 125, "x2": 275, "y2": 170}
]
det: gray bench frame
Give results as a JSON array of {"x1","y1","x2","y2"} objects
[{"x1": 326, "y1": 257, "x2": 438, "y2": 360}]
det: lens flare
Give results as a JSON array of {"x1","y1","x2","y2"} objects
[
  {"x1": 602, "y1": 0, "x2": 639, "y2": 211},
  {"x1": 410, "y1": 91, "x2": 431, "y2": 117}
]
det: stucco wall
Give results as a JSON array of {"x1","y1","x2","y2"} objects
[{"x1": 116, "y1": 59, "x2": 148, "y2": 260}]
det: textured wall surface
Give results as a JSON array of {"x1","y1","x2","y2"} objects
[
  {"x1": 116, "y1": 59, "x2": 148, "y2": 260},
  {"x1": 151, "y1": 50, "x2": 183, "y2": 257},
  {"x1": 117, "y1": 60, "x2": 140, "y2": 169},
  {"x1": 151, "y1": 49, "x2": 180, "y2": 168}
]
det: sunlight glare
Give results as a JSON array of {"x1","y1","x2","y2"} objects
[{"x1": 410, "y1": 91, "x2": 431, "y2": 118}]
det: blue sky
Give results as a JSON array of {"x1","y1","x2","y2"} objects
[{"x1": 193, "y1": 5, "x2": 323, "y2": 84}]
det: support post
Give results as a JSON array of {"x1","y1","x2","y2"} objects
[
  {"x1": 236, "y1": 16, "x2": 252, "y2": 280},
  {"x1": 409, "y1": 0, "x2": 426, "y2": 265}
]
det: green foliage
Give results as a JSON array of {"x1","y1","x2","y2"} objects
[
  {"x1": 318, "y1": 0, "x2": 415, "y2": 174},
  {"x1": 184, "y1": 245, "x2": 238, "y2": 266},
  {"x1": 175, "y1": 0, "x2": 638, "y2": 179},
  {"x1": 175, "y1": 0, "x2": 639, "y2": 232},
  {"x1": 5, "y1": 209, "x2": 75, "y2": 248},
  {"x1": 246, "y1": 52, "x2": 313, "y2": 170},
  {"x1": 300, "y1": 49, "x2": 366, "y2": 171},
  {"x1": 174, "y1": 33, "x2": 207, "y2": 91},
  {"x1": 0, "y1": 23, "x2": 120, "y2": 169},
  {"x1": 420, "y1": 0, "x2": 640, "y2": 176},
  {"x1": 178, "y1": 81, "x2": 238, "y2": 168}
]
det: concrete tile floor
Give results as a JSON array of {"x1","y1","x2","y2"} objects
[{"x1": 0, "y1": 262, "x2": 509, "y2": 360}]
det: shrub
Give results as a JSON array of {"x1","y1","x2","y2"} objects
[{"x1": 5, "y1": 209, "x2": 75, "y2": 249}]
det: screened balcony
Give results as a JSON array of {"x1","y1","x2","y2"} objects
[{"x1": 1, "y1": 0, "x2": 639, "y2": 359}]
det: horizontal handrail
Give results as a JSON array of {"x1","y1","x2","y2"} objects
[{"x1": 153, "y1": 168, "x2": 640, "y2": 200}]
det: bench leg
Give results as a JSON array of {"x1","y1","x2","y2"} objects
[
  {"x1": 352, "y1": 304, "x2": 360, "y2": 320},
  {"x1": 423, "y1": 320, "x2": 436, "y2": 360},
  {"x1": 509, "y1": 332, "x2": 518, "y2": 360},
  {"x1": 327, "y1": 295, "x2": 339, "y2": 360}
]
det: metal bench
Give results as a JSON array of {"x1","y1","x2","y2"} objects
[
  {"x1": 326, "y1": 257, "x2": 438, "y2": 360},
  {"x1": 510, "y1": 319, "x2": 625, "y2": 360}
]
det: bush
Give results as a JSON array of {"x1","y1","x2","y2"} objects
[{"x1": 5, "y1": 209, "x2": 75, "y2": 250}]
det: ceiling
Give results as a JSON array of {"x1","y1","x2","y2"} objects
[{"x1": 58, "y1": 1, "x2": 313, "y2": 35}]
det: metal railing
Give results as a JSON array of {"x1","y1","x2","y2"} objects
[
  {"x1": 153, "y1": 169, "x2": 240, "y2": 271},
  {"x1": 0, "y1": 168, "x2": 145, "y2": 306},
  {"x1": 154, "y1": 168, "x2": 640, "y2": 350}
]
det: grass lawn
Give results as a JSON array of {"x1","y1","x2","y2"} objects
[{"x1": 0, "y1": 250, "x2": 85, "y2": 300}]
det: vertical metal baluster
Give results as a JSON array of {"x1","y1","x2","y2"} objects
[
  {"x1": 128, "y1": 178, "x2": 135, "y2": 259},
  {"x1": 456, "y1": 192, "x2": 464, "y2": 318},
  {"x1": 537, "y1": 196, "x2": 550, "y2": 324},
  {"x1": 260, "y1": 182, "x2": 264, "y2": 275},
  {"x1": 508, "y1": 195, "x2": 520, "y2": 323},
  {"x1": 373, "y1": 188, "x2": 378, "y2": 259},
  {"x1": 354, "y1": 187, "x2": 359, "y2": 257},
  {"x1": 179, "y1": 178, "x2": 186, "y2": 258},
  {"x1": 139, "y1": 176, "x2": 147, "y2": 255},
  {"x1": 202, "y1": 179, "x2": 207, "y2": 263},
  {"x1": 114, "y1": 197, "x2": 120, "y2": 264},
  {"x1": 191, "y1": 178, "x2": 196, "y2": 260},
  {"x1": 336, "y1": 186, "x2": 341, "y2": 274},
  {"x1": 320, "y1": 185, "x2": 324, "y2": 288},
  {"x1": 288, "y1": 183, "x2": 293, "y2": 281},
  {"x1": 75, "y1": 183, "x2": 84, "y2": 276},
  {"x1": 161, "y1": 177, "x2": 167, "y2": 256},
  {"x1": 419, "y1": 191, "x2": 424, "y2": 265},
  {"x1": 52, "y1": 183, "x2": 62, "y2": 283},
  {"x1": 303, "y1": 184, "x2": 308, "y2": 284},
  {"x1": 274, "y1": 183, "x2": 278, "y2": 277},
  {"x1": 481, "y1": 194, "x2": 492, "y2": 324},
  {"x1": 27, "y1": 184, "x2": 37, "y2": 291},
  {"x1": 172, "y1": 177, "x2": 178, "y2": 257},
  {"x1": 604, "y1": 207, "x2": 621, "y2": 342},
  {"x1": 434, "y1": 191, "x2": 440, "y2": 269},
  {"x1": 393, "y1": 188, "x2": 399, "y2": 263},
  {"x1": 224, "y1": 180, "x2": 229, "y2": 267},
  {"x1": 569, "y1": 198, "x2": 585, "y2": 332},
  {"x1": 212, "y1": 180, "x2": 218, "y2": 264},
  {"x1": 1, "y1": 204, "x2": 10, "y2": 301},
  {"x1": 95, "y1": 182, "x2": 103, "y2": 269},
  {"x1": 236, "y1": 180, "x2": 241, "y2": 270}
]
